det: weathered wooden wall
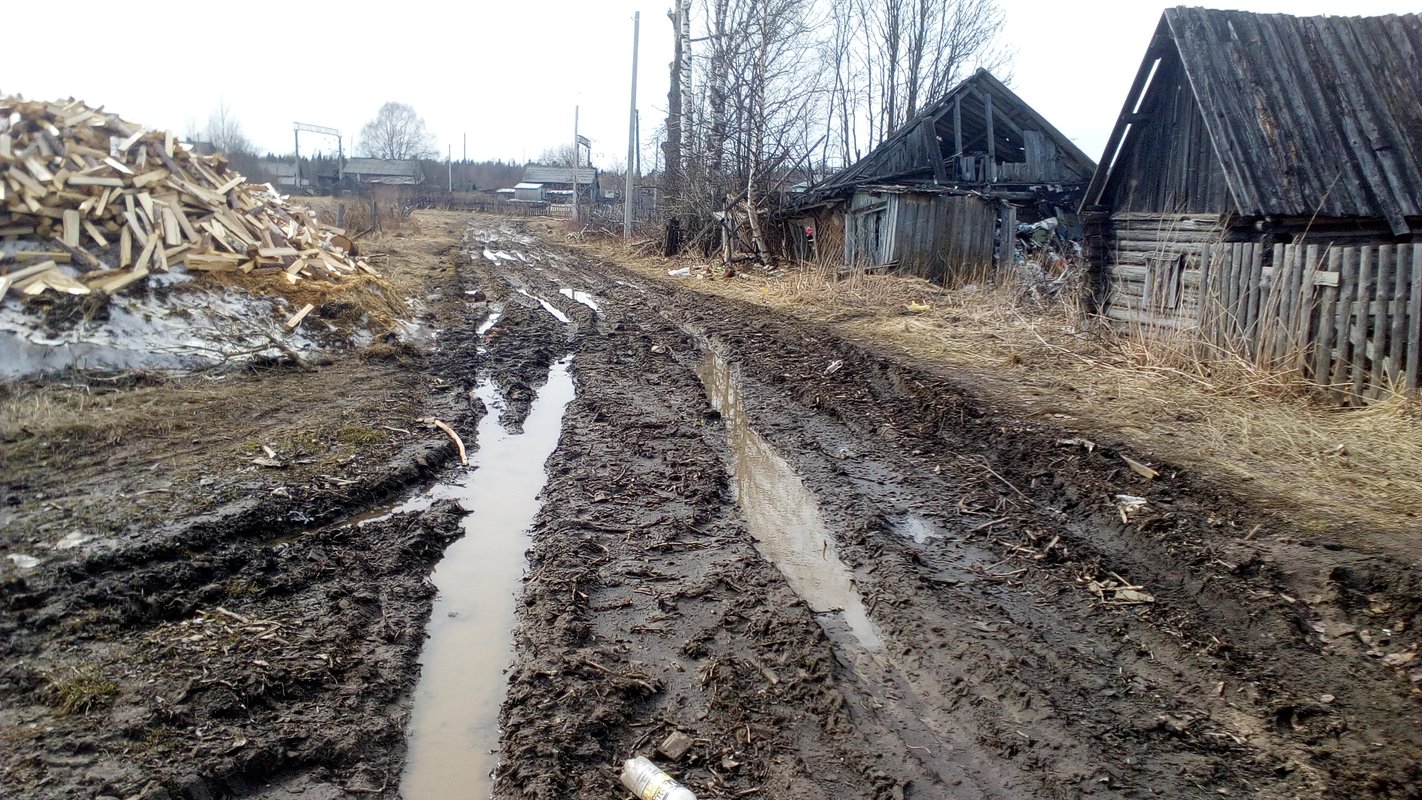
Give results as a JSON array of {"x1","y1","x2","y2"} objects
[
  {"x1": 934, "y1": 195, "x2": 998, "y2": 283},
  {"x1": 1104, "y1": 53, "x2": 1232, "y2": 214},
  {"x1": 1102, "y1": 213, "x2": 1233, "y2": 327},
  {"x1": 1103, "y1": 214, "x2": 1422, "y2": 402},
  {"x1": 842, "y1": 190, "x2": 1000, "y2": 284},
  {"x1": 845, "y1": 192, "x2": 891, "y2": 267}
]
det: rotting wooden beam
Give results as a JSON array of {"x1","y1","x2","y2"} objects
[
  {"x1": 953, "y1": 96, "x2": 963, "y2": 177},
  {"x1": 983, "y1": 91, "x2": 996, "y2": 183},
  {"x1": 1082, "y1": 29, "x2": 1172, "y2": 208}
]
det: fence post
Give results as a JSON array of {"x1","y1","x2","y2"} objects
[
  {"x1": 1312, "y1": 246, "x2": 1340, "y2": 388},
  {"x1": 1408, "y1": 244, "x2": 1422, "y2": 391},
  {"x1": 1370, "y1": 245, "x2": 1396, "y2": 399},
  {"x1": 1388, "y1": 244, "x2": 1409, "y2": 388},
  {"x1": 1351, "y1": 247, "x2": 1375, "y2": 403},
  {"x1": 1330, "y1": 248, "x2": 1359, "y2": 404}
]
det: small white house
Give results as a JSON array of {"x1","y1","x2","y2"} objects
[{"x1": 513, "y1": 182, "x2": 545, "y2": 202}]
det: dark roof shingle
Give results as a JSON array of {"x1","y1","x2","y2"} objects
[{"x1": 1090, "y1": 8, "x2": 1422, "y2": 232}]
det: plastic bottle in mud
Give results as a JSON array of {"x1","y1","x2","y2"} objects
[{"x1": 620, "y1": 756, "x2": 698, "y2": 800}]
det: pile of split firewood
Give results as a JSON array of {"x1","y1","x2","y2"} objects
[{"x1": 0, "y1": 97, "x2": 374, "y2": 301}]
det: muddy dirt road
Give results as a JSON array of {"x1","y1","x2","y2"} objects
[{"x1": 3, "y1": 215, "x2": 1420, "y2": 800}]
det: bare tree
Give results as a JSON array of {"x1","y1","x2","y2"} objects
[
  {"x1": 822, "y1": 0, "x2": 1007, "y2": 161},
  {"x1": 664, "y1": 0, "x2": 824, "y2": 261},
  {"x1": 206, "y1": 100, "x2": 253, "y2": 155},
  {"x1": 654, "y1": 0, "x2": 1007, "y2": 260},
  {"x1": 534, "y1": 144, "x2": 578, "y2": 167},
  {"x1": 359, "y1": 102, "x2": 437, "y2": 160}
]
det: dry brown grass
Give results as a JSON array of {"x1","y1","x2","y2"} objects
[
  {"x1": 0, "y1": 379, "x2": 221, "y2": 463},
  {"x1": 294, "y1": 193, "x2": 421, "y2": 235},
  {"x1": 571, "y1": 235, "x2": 1422, "y2": 554}
]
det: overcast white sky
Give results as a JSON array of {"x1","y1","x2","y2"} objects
[{"x1": 4, "y1": 1, "x2": 1415, "y2": 170}]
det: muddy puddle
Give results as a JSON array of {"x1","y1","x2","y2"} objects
[
  {"x1": 515, "y1": 289, "x2": 571, "y2": 323},
  {"x1": 696, "y1": 350, "x2": 881, "y2": 650},
  {"x1": 557, "y1": 287, "x2": 600, "y2": 311},
  {"x1": 476, "y1": 305, "x2": 504, "y2": 336},
  {"x1": 400, "y1": 356, "x2": 577, "y2": 800}
]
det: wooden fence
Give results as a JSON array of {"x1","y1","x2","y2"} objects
[{"x1": 1186, "y1": 242, "x2": 1422, "y2": 403}]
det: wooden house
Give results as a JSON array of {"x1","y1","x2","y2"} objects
[
  {"x1": 521, "y1": 166, "x2": 599, "y2": 204},
  {"x1": 792, "y1": 69, "x2": 1095, "y2": 282},
  {"x1": 341, "y1": 158, "x2": 424, "y2": 187},
  {"x1": 1080, "y1": 8, "x2": 1422, "y2": 401}
]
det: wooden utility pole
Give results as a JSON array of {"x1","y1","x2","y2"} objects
[
  {"x1": 663, "y1": 1, "x2": 688, "y2": 219},
  {"x1": 625, "y1": 12, "x2": 640, "y2": 240},
  {"x1": 572, "y1": 105, "x2": 580, "y2": 223}
]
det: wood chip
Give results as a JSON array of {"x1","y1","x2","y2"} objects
[
  {"x1": 285, "y1": 302, "x2": 315, "y2": 330},
  {"x1": 657, "y1": 730, "x2": 695, "y2": 762},
  {"x1": 1121, "y1": 456, "x2": 1159, "y2": 480}
]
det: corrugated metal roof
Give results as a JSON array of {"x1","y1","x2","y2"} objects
[
  {"x1": 523, "y1": 166, "x2": 596, "y2": 184},
  {"x1": 1088, "y1": 8, "x2": 1422, "y2": 233},
  {"x1": 343, "y1": 158, "x2": 422, "y2": 177},
  {"x1": 514, "y1": 182, "x2": 544, "y2": 190}
]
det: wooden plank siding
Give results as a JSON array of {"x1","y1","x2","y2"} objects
[
  {"x1": 1102, "y1": 215, "x2": 1422, "y2": 402},
  {"x1": 1101, "y1": 51, "x2": 1234, "y2": 213},
  {"x1": 843, "y1": 189, "x2": 1000, "y2": 284}
]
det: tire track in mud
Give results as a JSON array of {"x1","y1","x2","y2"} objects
[
  {"x1": 465, "y1": 220, "x2": 1421, "y2": 800},
  {"x1": 459, "y1": 225, "x2": 881, "y2": 799},
  {"x1": 659, "y1": 295, "x2": 1422, "y2": 798}
]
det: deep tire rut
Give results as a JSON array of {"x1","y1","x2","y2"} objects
[{"x1": 464, "y1": 220, "x2": 1421, "y2": 800}]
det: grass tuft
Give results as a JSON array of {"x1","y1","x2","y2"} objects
[{"x1": 46, "y1": 665, "x2": 119, "y2": 715}]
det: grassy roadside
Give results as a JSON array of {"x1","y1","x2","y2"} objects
[
  {"x1": 552, "y1": 223, "x2": 1422, "y2": 557},
  {"x1": 0, "y1": 210, "x2": 471, "y2": 537}
]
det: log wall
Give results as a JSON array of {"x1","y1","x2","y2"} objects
[{"x1": 1102, "y1": 213, "x2": 1422, "y2": 402}]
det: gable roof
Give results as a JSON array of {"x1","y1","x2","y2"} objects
[
  {"x1": 810, "y1": 69, "x2": 1096, "y2": 198},
  {"x1": 1084, "y1": 8, "x2": 1422, "y2": 234},
  {"x1": 523, "y1": 166, "x2": 597, "y2": 184},
  {"x1": 343, "y1": 158, "x2": 422, "y2": 177}
]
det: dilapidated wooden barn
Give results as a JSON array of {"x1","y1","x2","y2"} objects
[
  {"x1": 1081, "y1": 8, "x2": 1422, "y2": 401},
  {"x1": 793, "y1": 69, "x2": 1095, "y2": 283}
]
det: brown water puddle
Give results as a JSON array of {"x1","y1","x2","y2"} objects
[
  {"x1": 696, "y1": 350, "x2": 881, "y2": 650},
  {"x1": 399, "y1": 357, "x2": 577, "y2": 799}
]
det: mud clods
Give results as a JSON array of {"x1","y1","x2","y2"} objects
[{"x1": 6, "y1": 216, "x2": 1421, "y2": 800}]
